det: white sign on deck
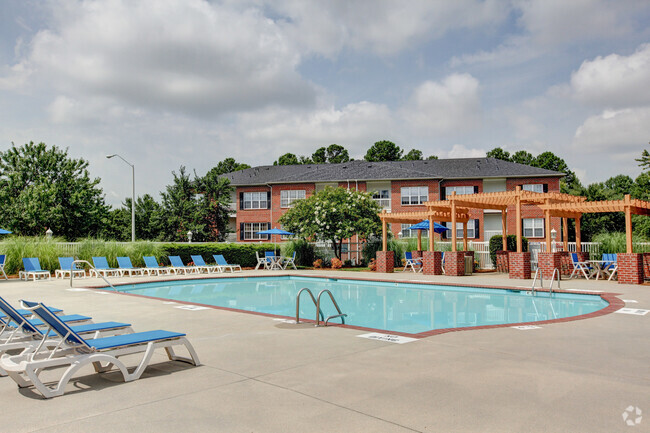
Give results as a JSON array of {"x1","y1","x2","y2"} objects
[
  {"x1": 174, "y1": 305, "x2": 210, "y2": 311},
  {"x1": 511, "y1": 325, "x2": 541, "y2": 330},
  {"x1": 357, "y1": 333, "x2": 417, "y2": 344},
  {"x1": 615, "y1": 308, "x2": 649, "y2": 316}
]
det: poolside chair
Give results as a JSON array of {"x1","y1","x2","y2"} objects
[
  {"x1": 265, "y1": 251, "x2": 282, "y2": 270},
  {"x1": 569, "y1": 253, "x2": 593, "y2": 279},
  {"x1": 602, "y1": 253, "x2": 618, "y2": 281},
  {"x1": 19, "y1": 258, "x2": 51, "y2": 281},
  {"x1": 255, "y1": 251, "x2": 269, "y2": 270},
  {"x1": 441, "y1": 252, "x2": 445, "y2": 274},
  {"x1": 0, "y1": 300, "x2": 200, "y2": 398},
  {"x1": 117, "y1": 256, "x2": 145, "y2": 277},
  {"x1": 403, "y1": 252, "x2": 422, "y2": 273},
  {"x1": 91, "y1": 257, "x2": 122, "y2": 278},
  {"x1": 169, "y1": 256, "x2": 198, "y2": 274},
  {"x1": 213, "y1": 255, "x2": 242, "y2": 273},
  {"x1": 283, "y1": 251, "x2": 297, "y2": 270},
  {"x1": 55, "y1": 257, "x2": 86, "y2": 279},
  {"x1": 0, "y1": 255, "x2": 7, "y2": 280},
  {"x1": 143, "y1": 256, "x2": 175, "y2": 276},
  {"x1": 191, "y1": 255, "x2": 219, "y2": 273}
]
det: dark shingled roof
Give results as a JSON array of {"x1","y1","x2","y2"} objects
[{"x1": 221, "y1": 158, "x2": 563, "y2": 186}]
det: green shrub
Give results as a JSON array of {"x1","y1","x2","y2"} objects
[
  {"x1": 160, "y1": 243, "x2": 276, "y2": 268},
  {"x1": 283, "y1": 239, "x2": 315, "y2": 267},
  {"x1": 489, "y1": 235, "x2": 528, "y2": 266},
  {"x1": 0, "y1": 236, "x2": 62, "y2": 274},
  {"x1": 360, "y1": 237, "x2": 406, "y2": 266}
]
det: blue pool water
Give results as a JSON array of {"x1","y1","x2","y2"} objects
[{"x1": 114, "y1": 276, "x2": 608, "y2": 335}]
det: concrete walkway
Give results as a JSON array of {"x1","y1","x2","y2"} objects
[{"x1": 0, "y1": 270, "x2": 648, "y2": 432}]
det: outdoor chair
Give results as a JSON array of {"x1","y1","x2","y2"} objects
[
  {"x1": 55, "y1": 257, "x2": 86, "y2": 279},
  {"x1": 168, "y1": 256, "x2": 199, "y2": 274},
  {"x1": 0, "y1": 300, "x2": 200, "y2": 398},
  {"x1": 403, "y1": 252, "x2": 423, "y2": 273},
  {"x1": 117, "y1": 257, "x2": 145, "y2": 277},
  {"x1": 602, "y1": 253, "x2": 618, "y2": 281},
  {"x1": 255, "y1": 251, "x2": 269, "y2": 270},
  {"x1": 569, "y1": 253, "x2": 593, "y2": 279},
  {"x1": 265, "y1": 251, "x2": 282, "y2": 270},
  {"x1": 0, "y1": 255, "x2": 7, "y2": 280},
  {"x1": 19, "y1": 258, "x2": 51, "y2": 281},
  {"x1": 441, "y1": 252, "x2": 445, "y2": 274},
  {"x1": 213, "y1": 255, "x2": 242, "y2": 273},
  {"x1": 283, "y1": 251, "x2": 297, "y2": 270},
  {"x1": 90, "y1": 257, "x2": 122, "y2": 278},
  {"x1": 143, "y1": 256, "x2": 175, "y2": 276},
  {"x1": 191, "y1": 255, "x2": 220, "y2": 273}
]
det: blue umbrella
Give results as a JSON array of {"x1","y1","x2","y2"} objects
[
  {"x1": 0, "y1": 229, "x2": 11, "y2": 234},
  {"x1": 406, "y1": 220, "x2": 450, "y2": 233},
  {"x1": 256, "y1": 228, "x2": 294, "y2": 254}
]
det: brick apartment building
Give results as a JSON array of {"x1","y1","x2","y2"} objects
[{"x1": 221, "y1": 157, "x2": 564, "y2": 245}]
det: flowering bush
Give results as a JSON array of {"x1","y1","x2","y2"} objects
[
  {"x1": 331, "y1": 258, "x2": 343, "y2": 269},
  {"x1": 313, "y1": 259, "x2": 323, "y2": 269},
  {"x1": 368, "y1": 258, "x2": 377, "y2": 271}
]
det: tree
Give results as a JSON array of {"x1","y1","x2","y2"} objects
[
  {"x1": 274, "y1": 153, "x2": 300, "y2": 166},
  {"x1": 279, "y1": 187, "x2": 382, "y2": 259},
  {"x1": 428, "y1": 155, "x2": 439, "y2": 160},
  {"x1": 511, "y1": 150, "x2": 535, "y2": 166},
  {"x1": 403, "y1": 149, "x2": 423, "y2": 160},
  {"x1": 135, "y1": 194, "x2": 164, "y2": 240},
  {"x1": 0, "y1": 142, "x2": 108, "y2": 239},
  {"x1": 486, "y1": 147, "x2": 511, "y2": 161},
  {"x1": 195, "y1": 168, "x2": 233, "y2": 241},
  {"x1": 533, "y1": 151, "x2": 580, "y2": 192},
  {"x1": 365, "y1": 140, "x2": 403, "y2": 162},
  {"x1": 211, "y1": 158, "x2": 250, "y2": 175},
  {"x1": 312, "y1": 144, "x2": 350, "y2": 164},
  {"x1": 636, "y1": 149, "x2": 650, "y2": 171}
]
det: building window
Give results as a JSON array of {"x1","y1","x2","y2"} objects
[
  {"x1": 446, "y1": 185, "x2": 475, "y2": 196},
  {"x1": 280, "y1": 190, "x2": 306, "y2": 208},
  {"x1": 445, "y1": 219, "x2": 476, "y2": 238},
  {"x1": 401, "y1": 186, "x2": 428, "y2": 205},
  {"x1": 400, "y1": 223, "x2": 427, "y2": 238},
  {"x1": 522, "y1": 184, "x2": 544, "y2": 193},
  {"x1": 523, "y1": 218, "x2": 544, "y2": 238},
  {"x1": 242, "y1": 222, "x2": 269, "y2": 240},
  {"x1": 372, "y1": 190, "x2": 391, "y2": 209},
  {"x1": 243, "y1": 192, "x2": 268, "y2": 209}
]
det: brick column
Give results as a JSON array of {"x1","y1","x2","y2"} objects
[
  {"x1": 445, "y1": 251, "x2": 467, "y2": 277},
  {"x1": 412, "y1": 251, "x2": 423, "y2": 261},
  {"x1": 376, "y1": 251, "x2": 394, "y2": 273},
  {"x1": 576, "y1": 252, "x2": 590, "y2": 262},
  {"x1": 509, "y1": 252, "x2": 531, "y2": 279},
  {"x1": 423, "y1": 251, "x2": 443, "y2": 275},
  {"x1": 642, "y1": 253, "x2": 650, "y2": 281},
  {"x1": 618, "y1": 253, "x2": 643, "y2": 285},
  {"x1": 537, "y1": 252, "x2": 562, "y2": 280},
  {"x1": 496, "y1": 251, "x2": 509, "y2": 273},
  {"x1": 558, "y1": 251, "x2": 571, "y2": 276}
]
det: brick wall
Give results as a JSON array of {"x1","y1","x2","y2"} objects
[
  {"x1": 643, "y1": 253, "x2": 650, "y2": 281},
  {"x1": 537, "y1": 252, "x2": 562, "y2": 280},
  {"x1": 509, "y1": 252, "x2": 531, "y2": 279},
  {"x1": 496, "y1": 251, "x2": 509, "y2": 272},
  {"x1": 376, "y1": 251, "x2": 394, "y2": 273},
  {"x1": 618, "y1": 253, "x2": 643, "y2": 285},
  {"x1": 422, "y1": 251, "x2": 443, "y2": 275},
  {"x1": 444, "y1": 251, "x2": 467, "y2": 277}
]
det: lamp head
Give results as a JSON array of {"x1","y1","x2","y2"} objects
[{"x1": 106, "y1": 154, "x2": 116, "y2": 159}]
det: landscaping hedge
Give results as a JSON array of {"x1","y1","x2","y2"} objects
[
  {"x1": 160, "y1": 243, "x2": 277, "y2": 268},
  {"x1": 488, "y1": 235, "x2": 528, "y2": 266}
]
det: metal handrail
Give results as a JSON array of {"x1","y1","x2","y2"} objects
[
  {"x1": 296, "y1": 288, "x2": 324, "y2": 324},
  {"x1": 70, "y1": 259, "x2": 116, "y2": 291},
  {"x1": 531, "y1": 268, "x2": 543, "y2": 295},
  {"x1": 316, "y1": 289, "x2": 347, "y2": 327},
  {"x1": 548, "y1": 268, "x2": 561, "y2": 295}
]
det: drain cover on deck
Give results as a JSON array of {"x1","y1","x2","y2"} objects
[
  {"x1": 174, "y1": 305, "x2": 210, "y2": 311},
  {"x1": 615, "y1": 308, "x2": 649, "y2": 316},
  {"x1": 357, "y1": 333, "x2": 417, "y2": 344},
  {"x1": 511, "y1": 325, "x2": 542, "y2": 330}
]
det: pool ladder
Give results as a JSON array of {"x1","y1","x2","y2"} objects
[
  {"x1": 531, "y1": 268, "x2": 561, "y2": 296},
  {"x1": 296, "y1": 288, "x2": 347, "y2": 326},
  {"x1": 70, "y1": 259, "x2": 116, "y2": 291}
]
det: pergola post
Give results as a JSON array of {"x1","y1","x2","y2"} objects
[
  {"x1": 451, "y1": 192, "x2": 457, "y2": 252},
  {"x1": 515, "y1": 186, "x2": 522, "y2": 253},
  {"x1": 544, "y1": 203, "x2": 551, "y2": 252},
  {"x1": 562, "y1": 217, "x2": 568, "y2": 251},
  {"x1": 501, "y1": 209, "x2": 507, "y2": 251},
  {"x1": 575, "y1": 215, "x2": 582, "y2": 253},
  {"x1": 382, "y1": 218, "x2": 387, "y2": 252},
  {"x1": 462, "y1": 221, "x2": 468, "y2": 251},
  {"x1": 417, "y1": 229, "x2": 422, "y2": 251},
  {"x1": 625, "y1": 194, "x2": 633, "y2": 253},
  {"x1": 428, "y1": 216, "x2": 435, "y2": 251}
]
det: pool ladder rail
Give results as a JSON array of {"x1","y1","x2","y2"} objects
[
  {"x1": 70, "y1": 259, "x2": 116, "y2": 291},
  {"x1": 531, "y1": 268, "x2": 561, "y2": 296},
  {"x1": 296, "y1": 288, "x2": 347, "y2": 327}
]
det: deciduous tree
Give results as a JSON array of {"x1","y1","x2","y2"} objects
[{"x1": 365, "y1": 140, "x2": 403, "y2": 162}]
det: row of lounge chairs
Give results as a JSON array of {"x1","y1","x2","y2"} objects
[
  {"x1": 16, "y1": 255, "x2": 242, "y2": 281},
  {"x1": 0, "y1": 295, "x2": 199, "y2": 398}
]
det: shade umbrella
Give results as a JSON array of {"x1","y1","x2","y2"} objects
[
  {"x1": 0, "y1": 229, "x2": 11, "y2": 234},
  {"x1": 256, "y1": 228, "x2": 294, "y2": 255},
  {"x1": 405, "y1": 220, "x2": 450, "y2": 251}
]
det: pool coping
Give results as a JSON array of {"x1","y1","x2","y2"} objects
[{"x1": 81, "y1": 272, "x2": 625, "y2": 339}]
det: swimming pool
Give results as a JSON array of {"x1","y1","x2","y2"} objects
[{"x1": 112, "y1": 276, "x2": 609, "y2": 335}]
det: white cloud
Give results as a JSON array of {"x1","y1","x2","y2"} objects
[
  {"x1": 570, "y1": 43, "x2": 650, "y2": 108},
  {"x1": 400, "y1": 74, "x2": 481, "y2": 135},
  {"x1": 3, "y1": 0, "x2": 315, "y2": 117},
  {"x1": 442, "y1": 144, "x2": 486, "y2": 158},
  {"x1": 573, "y1": 107, "x2": 650, "y2": 156}
]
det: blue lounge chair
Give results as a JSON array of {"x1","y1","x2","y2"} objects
[
  {"x1": 55, "y1": 257, "x2": 86, "y2": 279},
  {"x1": 0, "y1": 300, "x2": 200, "y2": 398},
  {"x1": 143, "y1": 256, "x2": 175, "y2": 276},
  {"x1": 213, "y1": 255, "x2": 242, "y2": 272},
  {"x1": 91, "y1": 257, "x2": 122, "y2": 277},
  {"x1": 569, "y1": 253, "x2": 593, "y2": 279},
  {"x1": 403, "y1": 252, "x2": 422, "y2": 272},
  {"x1": 19, "y1": 258, "x2": 51, "y2": 281},
  {"x1": 191, "y1": 255, "x2": 219, "y2": 273},
  {"x1": 117, "y1": 256, "x2": 145, "y2": 277},
  {"x1": 0, "y1": 254, "x2": 7, "y2": 280},
  {"x1": 602, "y1": 253, "x2": 618, "y2": 281},
  {"x1": 282, "y1": 251, "x2": 297, "y2": 270},
  {"x1": 169, "y1": 256, "x2": 198, "y2": 274}
]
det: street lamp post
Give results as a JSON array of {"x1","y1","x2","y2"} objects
[{"x1": 106, "y1": 154, "x2": 135, "y2": 242}]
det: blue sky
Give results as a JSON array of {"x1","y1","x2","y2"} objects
[{"x1": 1, "y1": 0, "x2": 649, "y2": 207}]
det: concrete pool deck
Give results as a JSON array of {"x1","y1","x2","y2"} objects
[{"x1": 1, "y1": 270, "x2": 648, "y2": 432}]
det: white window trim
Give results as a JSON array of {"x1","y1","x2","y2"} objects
[
  {"x1": 243, "y1": 222, "x2": 269, "y2": 240},
  {"x1": 522, "y1": 184, "x2": 544, "y2": 193},
  {"x1": 523, "y1": 218, "x2": 544, "y2": 238},
  {"x1": 446, "y1": 185, "x2": 475, "y2": 196},
  {"x1": 243, "y1": 192, "x2": 268, "y2": 210},
  {"x1": 400, "y1": 223, "x2": 427, "y2": 238},
  {"x1": 445, "y1": 219, "x2": 476, "y2": 239},
  {"x1": 401, "y1": 186, "x2": 428, "y2": 205},
  {"x1": 280, "y1": 190, "x2": 306, "y2": 208},
  {"x1": 372, "y1": 189, "x2": 391, "y2": 209}
]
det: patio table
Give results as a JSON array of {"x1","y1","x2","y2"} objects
[{"x1": 586, "y1": 260, "x2": 611, "y2": 280}]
